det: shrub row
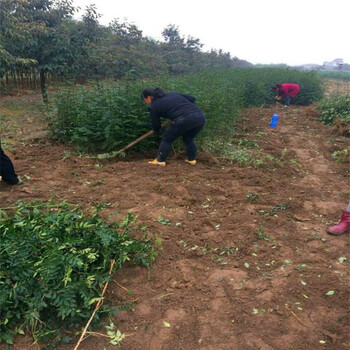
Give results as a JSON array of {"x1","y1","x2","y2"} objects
[
  {"x1": 317, "y1": 71, "x2": 350, "y2": 81},
  {"x1": 48, "y1": 68, "x2": 324, "y2": 153}
]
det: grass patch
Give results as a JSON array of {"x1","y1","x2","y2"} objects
[{"x1": 0, "y1": 95, "x2": 46, "y2": 141}]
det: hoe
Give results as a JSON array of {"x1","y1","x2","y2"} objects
[{"x1": 94, "y1": 121, "x2": 170, "y2": 159}]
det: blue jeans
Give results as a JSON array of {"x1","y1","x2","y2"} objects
[
  {"x1": 283, "y1": 95, "x2": 291, "y2": 106},
  {"x1": 157, "y1": 112, "x2": 206, "y2": 162}
]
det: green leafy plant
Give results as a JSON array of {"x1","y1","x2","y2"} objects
[
  {"x1": 259, "y1": 204, "x2": 287, "y2": 216},
  {"x1": 246, "y1": 193, "x2": 259, "y2": 202},
  {"x1": 317, "y1": 94, "x2": 350, "y2": 125},
  {"x1": 255, "y1": 227, "x2": 270, "y2": 241},
  {"x1": 157, "y1": 216, "x2": 172, "y2": 225},
  {"x1": 105, "y1": 322, "x2": 126, "y2": 346},
  {"x1": 332, "y1": 149, "x2": 349, "y2": 163},
  {"x1": 0, "y1": 201, "x2": 157, "y2": 346}
]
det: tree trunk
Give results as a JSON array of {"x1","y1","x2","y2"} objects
[
  {"x1": 12, "y1": 71, "x2": 17, "y2": 88},
  {"x1": 40, "y1": 70, "x2": 48, "y2": 103},
  {"x1": 33, "y1": 72, "x2": 37, "y2": 89}
]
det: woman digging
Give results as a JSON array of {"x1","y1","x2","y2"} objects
[{"x1": 142, "y1": 87, "x2": 206, "y2": 166}]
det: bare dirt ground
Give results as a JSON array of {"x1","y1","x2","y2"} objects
[{"x1": 1, "y1": 84, "x2": 350, "y2": 350}]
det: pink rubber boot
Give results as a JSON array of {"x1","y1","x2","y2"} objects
[{"x1": 327, "y1": 212, "x2": 350, "y2": 235}]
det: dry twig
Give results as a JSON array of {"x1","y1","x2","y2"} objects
[
  {"x1": 285, "y1": 303, "x2": 304, "y2": 326},
  {"x1": 73, "y1": 259, "x2": 115, "y2": 350}
]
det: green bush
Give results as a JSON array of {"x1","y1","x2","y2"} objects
[
  {"x1": 48, "y1": 82, "x2": 152, "y2": 152},
  {"x1": 317, "y1": 94, "x2": 350, "y2": 125},
  {"x1": 48, "y1": 68, "x2": 323, "y2": 154},
  {"x1": 0, "y1": 201, "x2": 156, "y2": 346}
]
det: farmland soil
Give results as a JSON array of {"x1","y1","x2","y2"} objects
[{"x1": 1, "y1": 94, "x2": 350, "y2": 350}]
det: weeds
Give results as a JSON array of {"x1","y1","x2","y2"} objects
[
  {"x1": 157, "y1": 216, "x2": 172, "y2": 225},
  {"x1": 332, "y1": 149, "x2": 349, "y2": 163},
  {"x1": 255, "y1": 227, "x2": 270, "y2": 241},
  {"x1": 317, "y1": 94, "x2": 350, "y2": 125},
  {"x1": 105, "y1": 322, "x2": 126, "y2": 346},
  {"x1": 290, "y1": 157, "x2": 302, "y2": 167},
  {"x1": 246, "y1": 193, "x2": 259, "y2": 202},
  {"x1": 237, "y1": 139, "x2": 259, "y2": 149},
  {"x1": 255, "y1": 132, "x2": 267, "y2": 138},
  {"x1": 259, "y1": 204, "x2": 287, "y2": 216},
  {"x1": 61, "y1": 150, "x2": 70, "y2": 160}
]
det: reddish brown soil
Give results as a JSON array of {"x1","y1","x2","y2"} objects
[{"x1": 1, "y1": 97, "x2": 350, "y2": 350}]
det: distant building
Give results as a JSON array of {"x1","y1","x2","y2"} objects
[{"x1": 322, "y1": 58, "x2": 347, "y2": 71}]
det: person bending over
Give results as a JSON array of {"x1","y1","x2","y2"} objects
[{"x1": 142, "y1": 87, "x2": 206, "y2": 166}]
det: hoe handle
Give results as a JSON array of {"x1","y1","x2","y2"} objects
[
  {"x1": 115, "y1": 120, "x2": 170, "y2": 155},
  {"x1": 116, "y1": 130, "x2": 155, "y2": 154}
]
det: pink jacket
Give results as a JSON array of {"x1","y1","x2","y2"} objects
[{"x1": 278, "y1": 84, "x2": 300, "y2": 97}]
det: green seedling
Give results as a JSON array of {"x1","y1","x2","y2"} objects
[
  {"x1": 246, "y1": 193, "x2": 259, "y2": 202},
  {"x1": 255, "y1": 132, "x2": 267, "y2": 138},
  {"x1": 332, "y1": 149, "x2": 349, "y2": 163},
  {"x1": 259, "y1": 204, "x2": 286, "y2": 216},
  {"x1": 105, "y1": 322, "x2": 126, "y2": 346},
  {"x1": 61, "y1": 150, "x2": 70, "y2": 160},
  {"x1": 290, "y1": 158, "x2": 301, "y2": 167},
  {"x1": 280, "y1": 148, "x2": 289, "y2": 159},
  {"x1": 157, "y1": 216, "x2": 172, "y2": 225},
  {"x1": 255, "y1": 227, "x2": 270, "y2": 241}
]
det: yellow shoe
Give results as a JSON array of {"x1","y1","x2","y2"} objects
[
  {"x1": 185, "y1": 159, "x2": 197, "y2": 165},
  {"x1": 148, "y1": 159, "x2": 166, "y2": 166}
]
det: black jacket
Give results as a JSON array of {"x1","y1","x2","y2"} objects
[{"x1": 148, "y1": 92, "x2": 202, "y2": 132}]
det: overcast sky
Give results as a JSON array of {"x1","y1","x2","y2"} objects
[{"x1": 72, "y1": 0, "x2": 350, "y2": 66}]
